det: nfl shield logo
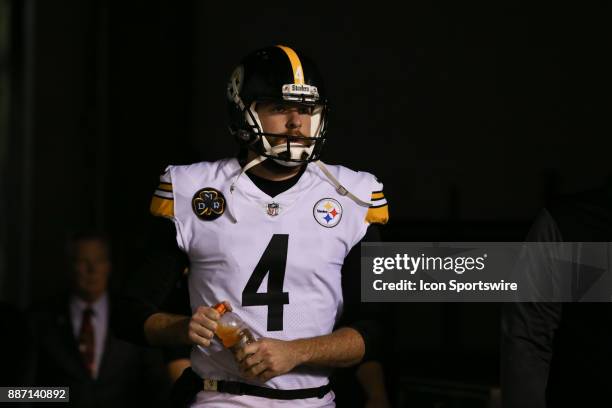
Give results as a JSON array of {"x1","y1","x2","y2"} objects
[{"x1": 267, "y1": 202, "x2": 280, "y2": 217}]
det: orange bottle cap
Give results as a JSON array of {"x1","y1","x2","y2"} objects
[{"x1": 213, "y1": 303, "x2": 227, "y2": 315}]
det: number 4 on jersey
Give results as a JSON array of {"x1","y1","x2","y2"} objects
[{"x1": 242, "y1": 234, "x2": 290, "y2": 331}]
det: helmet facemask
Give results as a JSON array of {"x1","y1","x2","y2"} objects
[{"x1": 243, "y1": 101, "x2": 327, "y2": 167}]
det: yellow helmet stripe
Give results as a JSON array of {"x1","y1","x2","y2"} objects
[{"x1": 276, "y1": 45, "x2": 305, "y2": 85}]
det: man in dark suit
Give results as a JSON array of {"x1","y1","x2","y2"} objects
[
  {"x1": 502, "y1": 187, "x2": 612, "y2": 407},
  {"x1": 29, "y1": 231, "x2": 170, "y2": 408}
]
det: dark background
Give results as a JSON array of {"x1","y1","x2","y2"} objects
[{"x1": 1, "y1": 0, "x2": 610, "y2": 405}]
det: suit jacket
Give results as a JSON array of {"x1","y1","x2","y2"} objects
[{"x1": 29, "y1": 293, "x2": 170, "y2": 408}]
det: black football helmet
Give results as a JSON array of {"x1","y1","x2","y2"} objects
[{"x1": 227, "y1": 45, "x2": 329, "y2": 166}]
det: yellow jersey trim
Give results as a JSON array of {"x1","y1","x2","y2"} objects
[
  {"x1": 150, "y1": 195, "x2": 174, "y2": 218},
  {"x1": 366, "y1": 204, "x2": 389, "y2": 224}
]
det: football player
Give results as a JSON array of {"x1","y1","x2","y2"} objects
[{"x1": 113, "y1": 45, "x2": 389, "y2": 407}]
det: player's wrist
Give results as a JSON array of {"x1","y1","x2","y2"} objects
[
  {"x1": 144, "y1": 313, "x2": 192, "y2": 346},
  {"x1": 180, "y1": 315, "x2": 194, "y2": 345},
  {"x1": 289, "y1": 338, "x2": 314, "y2": 366}
]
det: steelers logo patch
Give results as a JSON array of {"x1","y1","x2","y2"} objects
[
  {"x1": 313, "y1": 198, "x2": 343, "y2": 228},
  {"x1": 192, "y1": 188, "x2": 225, "y2": 221}
]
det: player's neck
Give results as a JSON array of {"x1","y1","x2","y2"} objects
[{"x1": 246, "y1": 152, "x2": 305, "y2": 181}]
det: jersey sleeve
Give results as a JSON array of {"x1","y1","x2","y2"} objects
[
  {"x1": 365, "y1": 178, "x2": 389, "y2": 225},
  {"x1": 338, "y1": 225, "x2": 384, "y2": 363},
  {"x1": 150, "y1": 167, "x2": 175, "y2": 219},
  {"x1": 111, "y1": 216, "x2": 189, "y2": 346}
]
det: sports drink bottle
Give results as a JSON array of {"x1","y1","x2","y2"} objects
[{"x1": 213, "y1": 303, "x2": 256, "y2": 351}]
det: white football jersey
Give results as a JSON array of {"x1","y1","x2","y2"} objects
[{"x1": 150, "y1": 158, "x2": 388, "y2": 407}]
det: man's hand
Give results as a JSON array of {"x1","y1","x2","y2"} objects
[
  {"x1": 188, "y1": 301, "x2": 231, "y2": 347},
  {"x1": 232, "y1": 327, "x2": 365, "y2": 382},
  {"x1": 234, "y1": 338, "x2": 307, "y2": 382}
]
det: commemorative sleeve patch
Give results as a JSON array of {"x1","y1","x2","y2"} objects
[{"x1": 192, "y1": 188, "x2": 226, "y2": 221}]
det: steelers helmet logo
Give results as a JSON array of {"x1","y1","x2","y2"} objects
[
  {"x1": 192, "y1": 188, "x2": 225, "y2": 221},
  {"x1": 313, "y1": 198, "x2": 343, "y2": 228}
]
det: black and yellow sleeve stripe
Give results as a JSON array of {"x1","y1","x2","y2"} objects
[
  {"x1": 150, "y1": 182, "x2": 174, "y2": 218},
  {"x1": 366, "y1": 190, "x2": 389, "y2": 224}
]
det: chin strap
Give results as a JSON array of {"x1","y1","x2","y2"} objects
[
  {"x1": 314, "y1": 160, "x2": 371, "y2": 207},
  {"x1": 228, "y1": 155, "x2": 268, "y2": 223},
  {"x1": 228, "y1": 157, "x2": 371, "y2": 223},
  {"x1": 230, "y1": 155, "x2": 267, "y2": 194}
]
